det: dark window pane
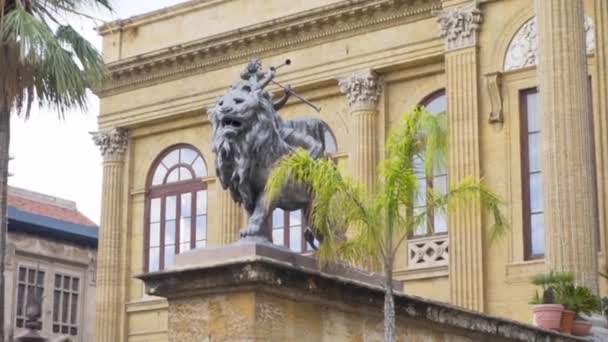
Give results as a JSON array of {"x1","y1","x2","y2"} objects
[
  {"x1": 63, "y1": 276, "x2": 71, "y2": 290},
  {"x1": 529, "y1": 172, "x2": 544, "y2": 212},
  {"x1": 150, "y1": 198, "x2": 161, "y2": 223},
  {"x1": 28, "y1": 269, "x2": 35, "y2": 283},
  {"x1": 166, "y1": 196, "x2": 177, "y2": 220},
  {"x1": 18, "y1": 267, "x2": 26, "y2": 281},
  {"x1": 72, "y1": 278, "x2": 79, "y2": 292},
  {"x1": 71, "y1": 293, "x2": 78, "y2": 324},
  {"x1": 149, "y1": 222, "x2": 161, "y2": 247},
  {"x1": 528, "y1": 132, "x2": 542, "y2": 172},
  {"x1": 16, "y1": 319, "x2": 23, "y2": 328},
  {"x1": 36, "y1": 271, "x2": 44, "y2": 285},
  {"x1": 165, "y1": 220, "x2": 176, "y2": 245},
  {"x1": 70, "y1": 327, "x2": 78, "y2": 336},
  {"x1": 16, "y1": 284, "x2": 25, "y2": 315},
  {"x1": 196, "y1": 215, "x2": 207, "y2": 242},
  {"x1": 62, "y1": 292, "x2": 70, "y2": 323},
  {"x1": 62, "y1": 326, "x2": 68, "y2": 334},
  {"x1": 531, "y1": 213, "x2": 545, "y2": 256},
  {"x1": 55, "y1": 274, "x2": 61, "y2": 288},
  {"x1": 53, "y1": 324, "x2": 59, "y2": 333},
  {"x1": 196, "y1": 191, "x2": 207, "y2": 215},
  {"x1": 53, "y1": 290, "x2": 60, "y2": 321},
  {"x1": 149, "y1": 247, "x2": 160, "y2": 272}
]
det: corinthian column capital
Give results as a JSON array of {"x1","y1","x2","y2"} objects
[
  {"x1": 338, "y1": 69, "x2": 384, "y2": 112},
  {"x1": 91, "y1": 128, "x2": 129, "y2": 161},
  {"x1": 434, "y1": 0, "x2": 482, "y2": 50}
]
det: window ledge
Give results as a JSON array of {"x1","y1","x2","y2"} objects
[
  {"x1": 505, "y1": 259, "x2": 545, "y2": 284},
  {"x1": 394, "y1": 265, "x2": 448, "y2": 281},
  {"x1": 126, "y1": 297, "x2": 168, "y2": 313}
]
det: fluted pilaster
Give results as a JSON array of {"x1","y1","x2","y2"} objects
[
  {"x1": 435, "y1": 0, "x2": 484, "y2": 312},
  {"x1": 218, "y1": 189, "x2": 242, "y2": 244},
  {"x1": 91, "y1": 128, "x2": 128, "y2": 342},
  {"x1": 535, "y1": 0, "x2": 599, "y2": 292},
  {"x1": 594, "y1": 0, "x2": 608, "y2": 272},
  {"x1": 339, "y1": 69, "x2": 383, "y2": 195}
]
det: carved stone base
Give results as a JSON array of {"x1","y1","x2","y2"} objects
[{"x1": 137, "y1": 241, "x2": 580, "y2": 342}]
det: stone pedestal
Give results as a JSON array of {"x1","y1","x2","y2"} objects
[{"x1": 138, "y1": 241, "x2": 581, "y2": 342}]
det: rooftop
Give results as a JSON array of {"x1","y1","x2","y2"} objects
[{"x1": 7, "y1": 186, "x2": 98, "y2": 247}]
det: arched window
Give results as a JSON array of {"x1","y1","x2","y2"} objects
[
  {"x1": 145, "y1": 145, "x2": 208, "y2": 272},
  {"x1": 413, "y1": 89, "x2": 448, "y2": 237},
  {"x1": 271, "y1": 126, "x2": 337, "y2": 252}
]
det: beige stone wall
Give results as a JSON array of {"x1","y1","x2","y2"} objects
[
  {"x1": 96, "y1": 0, "x2": 607, "y2": 340},
  {"x1": 4, "y1": 231, "x2": 97, "y2": 342}
]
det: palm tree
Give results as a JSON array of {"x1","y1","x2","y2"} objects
[
  {"x1": 0, "y1": 1, "x2": 111, "y2": 340},
  {"x1": 266, "y1": 107, "x2": 508, "y2": 342}
]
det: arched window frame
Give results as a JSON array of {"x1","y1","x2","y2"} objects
[
  {"x1": 412, "y1": 89, "x2": 448, "y2": 238},
  {"x1": 271, "y1": 126, "x2": 338, "y2": 252},
  {"x1": 144, "y1": 144, "x2": 208, "y2": 272}
]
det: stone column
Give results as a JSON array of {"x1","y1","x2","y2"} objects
[
  {"x1": 338, "y1": 69, "x2": 383, "y2": 195},
  {"x1": 218, "y1": 189, "x2": 242, "y2": 244},
  {"x1": 594, "y1": 0, "x2": 608, "y2": 277},
  {"x1": 91, "y1": 128, "x2": 128, "y2": 342},
  {"x1": 535, "y1": 0, "x2": 599, "y2": 292},
  {"x1": 435, "y1": 1, "x2": 484, "y2": 312}
]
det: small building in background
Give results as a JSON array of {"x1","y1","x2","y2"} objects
[{"x1": 3, "y1": 186, "x2": 98, "y2": 342}]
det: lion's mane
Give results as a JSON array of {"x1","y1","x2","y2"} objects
[{"x1": 210, "y1": 84, "x2": 291, "y2": 212}]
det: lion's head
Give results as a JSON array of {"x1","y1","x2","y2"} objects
[{"x1": 209, "y1": 81, "x2": 288, "y2": 211}]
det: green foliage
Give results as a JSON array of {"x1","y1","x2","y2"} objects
[
  {"x1": 530, "y1": 271, "x2": 574, "y2": 305},
  {"x1": 555, "y1": 284, "x2": 601, "y2": 316},
  {"x1": 266, "y1": 107, "x2": 508, "y2": 269},
  {"x1": 0, "y1": 0, "x2": 112, "y2": 116}
]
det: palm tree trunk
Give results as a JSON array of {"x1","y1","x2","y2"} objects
[
  {"x1": 384, "y1": 268, "x2": 396, "y2": 342},
  {"x1": 0, "y1": 104, "x2": 10, "y2": 342}
]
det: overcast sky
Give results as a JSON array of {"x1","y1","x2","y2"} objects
[{"x1": 8, "y1": 1, "x2": 190, "y2": 224}]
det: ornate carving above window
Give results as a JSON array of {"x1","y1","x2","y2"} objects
[{"x1": 504, "y1": 16, "x2": 595, "y2": 71}]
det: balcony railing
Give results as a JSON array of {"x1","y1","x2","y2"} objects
[{"x1": 407, "y1": 234, "x2": 449, "y2": 269}]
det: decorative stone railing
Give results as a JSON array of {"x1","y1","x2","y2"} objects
[{"x1": 407, "y1": 234, "x2": 449, "y2": 269}]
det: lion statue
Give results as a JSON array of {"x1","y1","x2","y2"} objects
[{"x1": 209, "y1": 59, "x2": 331, "y2": 242}]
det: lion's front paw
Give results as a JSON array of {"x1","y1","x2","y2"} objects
[{"x1": 240, "y1": 224, "x2": 262, "y2": 238}]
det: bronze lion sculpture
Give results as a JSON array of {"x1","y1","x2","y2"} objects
[{"x1": 208, "y1": 59, "x2": 331, "y2": 242}]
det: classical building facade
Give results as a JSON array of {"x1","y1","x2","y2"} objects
[
  {"x1": 3, "y1": 186, "x2": 98, "y2": 342},
  {"x1": 94, "y1": 0, "x2": 608, "y2": 340}
]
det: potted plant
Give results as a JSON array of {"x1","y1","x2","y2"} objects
[
  {"x1": 530, "y1": 271, "x2": 573, "y2": 330},
  {"x1": 556, "y1": 284, "x2": 601, "y2": 336}
]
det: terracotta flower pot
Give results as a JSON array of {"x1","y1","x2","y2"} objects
[
  {"x1": 559, "y1": 310, "x2": 575, "y2": 334},
  {"x1": 532, "y1": 304, "x2": 564, "y2": 330},
  {"x1": 571, "y1": 320, "x2": 592, "y2": 336}
]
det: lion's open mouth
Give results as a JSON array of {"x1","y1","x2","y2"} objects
[{"x1": 221, "y1": 117, "x2": 243, "y2": 129}]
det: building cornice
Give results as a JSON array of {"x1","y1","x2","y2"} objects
[{"x1": 97, "y1": 0, "x2": 441, "y2": 97}]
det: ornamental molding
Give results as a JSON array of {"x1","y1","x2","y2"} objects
[
  {"x1": 434, "y1": 0, "x2": 482, "y2": 50},
  {"x1": 504, "y1": 16, "x2": 595, "y2": 71},
  {"x1": 484, "y1": 71, "x2": 502, "y2": 123},
  {"x1": 91, "y1": 128, "x2": 129, "y2": 161},
  {"x1": 97, "y1": 0, "x2": 441, "y2": 97},
  {"x1": 338, "y1": 69, "x2": 384, "y2": 112}
]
